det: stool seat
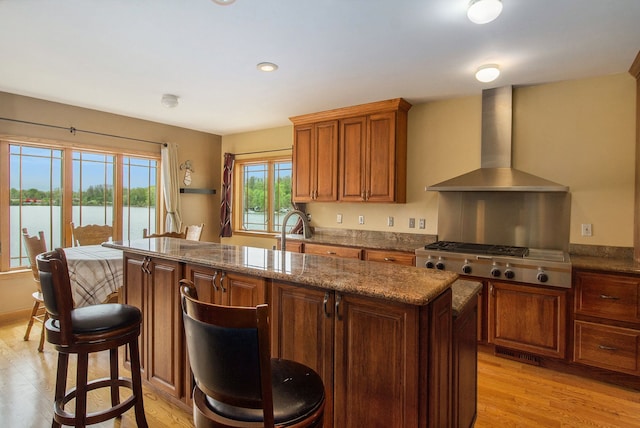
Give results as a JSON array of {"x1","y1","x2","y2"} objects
[{"x1": 206, "y1": 358, "x2": 325, "y2": 424}]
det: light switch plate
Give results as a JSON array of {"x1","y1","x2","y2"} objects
[
  {"x1": 409, "y1": 218, "x2": 415, "y2": 228},
  {"x1": 419, "y1": 218, "x2": 426, "y2": 229},
  {"x1": 337, "y1": 213, "x2": 343, "y2": 224},
  {"x1": 387, "y1": 216, "x2": 394, "y2": 227},
  {"x1": 358, "y1": 215, "x2": 365, "y2": 225}
]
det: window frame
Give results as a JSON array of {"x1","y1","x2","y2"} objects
[
  {"x1": 0, "y1": 138, "x2": 161, "y2": 272},
  {"x1": 232, "y1": 156, "x2": 292, "y2": 236}
]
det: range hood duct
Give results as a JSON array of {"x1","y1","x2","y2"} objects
[{"x1": 427, "y1": 86, "x2": 569, "y2": 192}]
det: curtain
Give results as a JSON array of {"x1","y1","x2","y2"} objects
[
  {"x1": 161, "y1": 143, "x2": 182, "y2": 233},
  {"x1": 220, "y1": 153, "x2": 235, "y2": 237}
]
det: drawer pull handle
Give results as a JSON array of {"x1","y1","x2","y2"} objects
[
  {"x1": 598, "y1": 345, "x2": 618, "y2": 351},
  {"x1": 327, "y1": 251, "x2": 336, "y2": 255},
  {"x1": 383, "y1": 257, "x2": 396, "y2": 262},
  {"x1": 323, "y1": 292, "x2": 330, "y2": 318},
  {"x1": 599, "y1": 294, "x2": 620, "y2": 300},
  {"x1": 335, "y1": 294, "x2": 342, "y2": 321}
]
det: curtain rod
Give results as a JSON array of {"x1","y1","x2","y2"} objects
[
  {"x1": 0, "y1": 117, "x2": 167, "y2": 146},
  {"x1": 234, "y1": 147, "x2": 292, "y2": 156}
]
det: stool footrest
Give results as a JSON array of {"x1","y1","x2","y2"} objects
[{"x1": 54, "y1": 377, "x2": 136, "y2": 426}]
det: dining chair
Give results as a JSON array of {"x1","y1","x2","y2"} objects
[
  {"x1": 142, "y1": 228, "x2": 186, "y2": 239},
  {"x1": 184, "y1": 223, "x2": 204, "y2": 241},
  {"x1": 70, "y1": 222, "x2": 113, "y2": 246},
  {"x1": 180, "y1": 280, "x2": 325, "y2": 428},
  {"x1": 21, "y1": 227, "x2": 49, "y2": 352},
  {"x1": 36, "y1": 248, "x2": 148, "y2": 428}
]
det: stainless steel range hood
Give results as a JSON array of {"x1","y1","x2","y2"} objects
[{"x1": 427, "y1": 86, "x2": 569, "y2": 192}]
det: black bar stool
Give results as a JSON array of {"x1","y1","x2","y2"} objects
[{"x1": 37, "y1": 248, "x2": 148, "y2": 427}]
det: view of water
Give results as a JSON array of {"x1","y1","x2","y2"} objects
[{"x1": 11, "y1": 205, "x2": 155, "y2": 267}]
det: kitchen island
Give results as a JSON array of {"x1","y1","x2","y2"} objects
[{"x1": 105, "y1": 238, "x2": 461, "y2": 428}]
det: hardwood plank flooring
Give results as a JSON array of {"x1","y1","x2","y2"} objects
[{"x1": 2, "y1": 318, "x2": 640, "y2": 427}]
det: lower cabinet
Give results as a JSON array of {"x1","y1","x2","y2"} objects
[
  {"x1": 303, "y1": 242, "x2": 362, "y2": 259},
  {"x1": 488, "y1": 281, "x2": 567, "y2": 359},
  {"x1": 124, "y1": 253, "x2": 184, "y2": 399},
  {"x1": 452, "y1": 294, "x2": 478, "y2": 428},
  {"x1": 271, "y1": 281, "x2": 452, "y2": 428},
  {"x1": 185, "y1": 264, "x2": 267, "y2": 307},
  {"x1": 363, "y1": 249, "x2": 416, "y2": 266},
  {"x1": 573, "y1": 270, "x2": 640, "y2": 375}
]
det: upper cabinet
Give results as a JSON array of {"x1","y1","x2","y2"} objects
[
  {"x1": 292, "y1": 120, "x2": 339, "y2": 202},
  {"x1": 290, "y1": 98, "x2": 411, "y2": 203}
]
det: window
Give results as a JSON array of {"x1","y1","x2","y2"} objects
[
  {"x1": 235, "y1": 158, "x2": 292, "y2": 234},
  {"x1": 1, "y1": 140, "x2": 159, "y2": 271}
]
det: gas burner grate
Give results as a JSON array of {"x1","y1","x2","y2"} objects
[{"x1": 424, "y1": 241, "x2": 528, "y2": 258}]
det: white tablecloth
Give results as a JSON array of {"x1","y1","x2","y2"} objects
[{"x1": 63, "y1": 245, "x2": 123, "y2": 307}]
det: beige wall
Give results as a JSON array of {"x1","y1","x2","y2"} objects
[
  {"x1": 222, "y1": 73, "x2": 636, "y2": 249},
  {"x1": 0, "y1": 91, "x2": 222, "y2": 316}
]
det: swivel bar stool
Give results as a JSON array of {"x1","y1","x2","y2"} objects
[{"x1": 37, "y1": 248, "x2": 147, "y2": 427}]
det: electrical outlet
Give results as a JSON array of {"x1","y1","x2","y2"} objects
[
  {"x1": 358, "y1": 215, "x2": 365, "y2": 225},
  {"x1": 306, "y1": 213, "x2": 312, "y2": 222},
  {"x1": 581, "y1": 223, "x2": 592, "y2": 237},
  {"x1": 419, "y1": 218, "x2": 426, "y2": 229},
  {"x1": 387, "y1": 216, "x2": 394, "y2": 227},
  {"x1": 409, "y1": 218, "x2": 415, "y2": 228},
  {"x1": 336, "y1": 213, "x2": 343, "y2": 224}
]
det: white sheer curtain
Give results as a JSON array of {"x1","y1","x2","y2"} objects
[{"x1": 161, "y1": 143, "x2": 182, "y2": 233}]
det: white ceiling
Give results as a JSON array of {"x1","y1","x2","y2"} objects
[{"x1": 1, "y1": 0, "x2": 639, "y2": 136}]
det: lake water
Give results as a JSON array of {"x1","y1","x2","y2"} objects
[{"x1": 11, "y1": 205, "x2": 155, "y2": 267}]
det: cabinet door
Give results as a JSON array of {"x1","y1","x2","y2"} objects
[
  {"x1": 223, "y1": 271, "x2": 266, "y2": 307},
  {"x1": 271, "y1": 282, "x2": 334, "y2": 426},
  {"x1": 339, "y1": 116, "x2": 367, "y2": 201},
  {"x1": 488, "y1": 281, "x2": 567, "y2": 358},
  {"x1": 292, "y1": 124, "x2": 314, "y2": 202},
  {"x1": 367, "y1": 111, "x2": 397, "y2": 202},
  {"x1": 574, "y1": 320, "x2": 640, "y2": 375},
  {"x1": 314, "y1": 120, "x2": 339, "y2": 201},
  {"x1": 147, "y1": 257, "x2": 183, "y2": 398},
  {"x1": 185, "y1": 264, "x2": 220, "y2": 304},
  {"x1": 334, "y1": 293, "x2": 419, "y2": 428},
  {"x1": 123, "y1": 254, "x2": 146, "y2": 373}
]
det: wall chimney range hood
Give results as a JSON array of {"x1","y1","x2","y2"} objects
[{"x1": 427, "y1": 86, "x2": 569, "y2": 192}]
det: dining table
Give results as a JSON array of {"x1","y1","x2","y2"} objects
[{"x1": 63, "y1": 244, "x2": 123, "y2": 307}]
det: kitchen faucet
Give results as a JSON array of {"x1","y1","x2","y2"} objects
[{"x1": 280, "y1": 209, "x2": 311, "y2": 251}]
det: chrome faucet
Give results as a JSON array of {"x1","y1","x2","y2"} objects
[{"x1": 280, "y1": 209, "x2": 312, "y2": 251}]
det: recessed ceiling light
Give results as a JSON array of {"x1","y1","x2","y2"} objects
[
  {"x1": 475, "y1": 64, "x2": 500, "y2": 82},
  {"x1": 467, "y1": 0, "x2": 503, "y2": 24},
  {"x1": 257, "y1": 62, "x2": 279, "y2": 72},
  {"x1": 211, "y1": 0, "x2": 236, "y2": 5},
  {"x1": 161, "y1": 94, "x2": 179, "y2": 108}
]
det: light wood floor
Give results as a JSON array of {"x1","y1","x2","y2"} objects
[{"x1": 2, "y1": 318, "x2": 640, "y2": 427}]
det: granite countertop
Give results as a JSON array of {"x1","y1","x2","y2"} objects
[
  {"x1": 279, "y1": 227, "x2": 437, "y2": 253},
  {"x1": 570, "y1": 254, "x2": 640, "y2": 275},
  {"x1": 105, "y1": 238, "x2": 458, "y2": 306},
  {"x1": 451, "y1": 280, "x2": 482, "y2": 317}
]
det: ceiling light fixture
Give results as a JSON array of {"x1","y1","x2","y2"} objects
[
  {"x1": 467, "y1": 0, "x2": 503, "y2": 24},
  {"x1": 257, "y1": 62, "x2": 278, "y2": 72},
  {"x1": 475, "y1": 64, "x2": 500, "y2": 82},
  {"x1": 161, "y1": 94, "x2": 180, "y2": 108},
  {"x1": 211, "y1": 0, "x2": 236, "y2": 5}
]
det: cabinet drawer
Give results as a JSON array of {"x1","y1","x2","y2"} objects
[
  {"x1": 364, "y1": 249, "x2": 415, "y2": 266},
  {"x1": 304, "y1": 243, "x2": 362, "y2": 259},
  {"x1": 574, "y1": 320, "x2": 640, "y2": 375},
  {"x1": 574, "y1": 271, "x2": 640, "y2": 323}
]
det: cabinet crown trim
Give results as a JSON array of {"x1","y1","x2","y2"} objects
[{"x1": 289, "y1": 98, "x2": 412, "y2": 125}]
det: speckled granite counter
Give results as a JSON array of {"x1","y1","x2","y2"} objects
[
  {"x1": 451, "y1": 279, "x2": 482, "y2": 317},
  {"x1": 278, "y1": 227, "x2": 437, "y2": 253},
  {"x1": 105, "y1": 238, "x2": 458, "y2": 305},
  {"x1": 570, "y1": 255, "x2": 640, "y2": 275}
]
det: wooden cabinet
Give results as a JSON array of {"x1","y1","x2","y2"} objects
[
  {"x1": 185, "y1": 264, "x2": 267, "y2": 307},
  {"x1": 488, "y1": 281, "x2": 567, "y2": 359},
  {"x1": 292, "y1": 120, "x2": 339, "y2": 202},
  {"x1": 290, "y1": 98, "x2": 411, "y2": 204},
  {"x1": 573, "y1": 270, "x2": 640, "y2": 375},
  {"x1": 124, "y1": 253, "x2": 184, "y2": 399},
  {"x1": 303, "y1": 242, "x2": 362, "y2": 259},
  {"x1": 340, "y1": 111, "x2": 405, "y2": 202},
  {"x1": 452, "y1": 292, "x2": 478, "y2": 428},
  {"x1": 364, "y1": 249, "x2": 416, "y2": 266},
  {"x1": 271, "y1": 281, "x2": 452, "y2": 428}
]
